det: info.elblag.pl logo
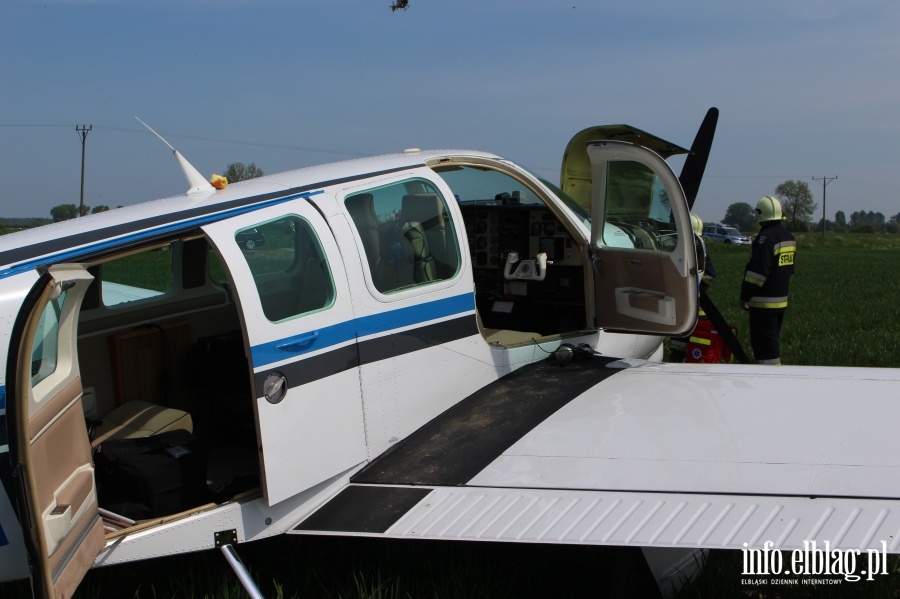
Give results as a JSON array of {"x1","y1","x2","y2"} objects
[{"x1": 742, "y1": 541, "x2": 891, "y2": 583}]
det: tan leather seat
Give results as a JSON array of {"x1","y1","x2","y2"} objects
[
  {"x1": 91, "y1": 400, "x2": 192, "y2": 446},
  {"x1": 345, "y1": 193, "x2": 381, "y2": 274},
  {"x1": 402, "y1": 193, "x2": 456, "y2": 278}
]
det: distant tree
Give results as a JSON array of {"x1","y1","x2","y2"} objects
[
  {"x1": 850, "y1": 210, "x2": 885, "y2": 232},
  {"x1": 223, "y1": 162, "x2": 264, "y2": 183},
  {"x1": 834, "y1": 211, "x2": 846, "y2": 228},
  {"x1": 50, "y1": 204, "x2": 81, "y2": 222},
  {"x1": 814, "y1": 218, "x2": 834, "y2": 233},
  {"x1": 723, "y1": 202, "x2": 756, "y2": 232},
  {"x1": 774, "y1": 180, "x2": 816, "y2": 230},
  {"x1": 92, "y1": 205, "x2": 110, "y2": 214}
]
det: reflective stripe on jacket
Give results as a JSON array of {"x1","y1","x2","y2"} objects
[{"x1": 740, "y1": 221, "x2": 795, "y2": 311}]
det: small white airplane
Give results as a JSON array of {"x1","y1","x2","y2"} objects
[{"x1": 1, "y1": 109, "x2": 898, "y2": 598}]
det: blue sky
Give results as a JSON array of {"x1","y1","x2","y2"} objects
[{"x1": 2, "y1": 0, "x2": 898, "y2": 224}]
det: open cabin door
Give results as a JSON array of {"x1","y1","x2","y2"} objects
[
  {"x1": 202, "y1": 200, "x2": 366, "y2": 505},
  {"x1": 587, "y1": 141, "x2": 697, "y2": 335},
  {"x1": 13, "y1": 265, "x2": 105, "y2": 599}
]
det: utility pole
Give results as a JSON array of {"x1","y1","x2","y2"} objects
[
  {"x1": 76, "y1": 125, "x2": 92, "y2": 217},
  {"x1": 812, "y1": 175, "x2": 837, "y2": 238}
]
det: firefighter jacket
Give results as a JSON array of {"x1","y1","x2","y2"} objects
[{"x1": 740, "y1": 221, "x2": 796, "y2": 310}]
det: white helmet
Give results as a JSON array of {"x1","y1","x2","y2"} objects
[
  {"x1": 690, "y1": 214, "x2": 703, "y2": 236},
  {"x1": 756, "y1": 195, "x2": 783, "y2": 222}
]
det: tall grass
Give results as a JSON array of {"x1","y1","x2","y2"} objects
[{"x1": 703, "y1": 232, "x2": 900, "y2": 368}]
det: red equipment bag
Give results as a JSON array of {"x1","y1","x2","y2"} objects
[{"x1": 686, "y1": 318, "x2": 734, "y2": 364}]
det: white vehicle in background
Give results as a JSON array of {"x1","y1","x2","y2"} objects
[{"x1": 702, "y1": 222, "x2": 751, "y2": 244}]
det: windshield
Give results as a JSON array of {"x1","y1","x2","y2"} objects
[
  {"x1": 724, "y1": 227, "x2": 742, "y2": 236},
  {"x1": 537, "y1": 178, "x2": 591, "y2": 229},
  {"x1": 432, "y1": 163, "x2": 592, "y2": 230}
]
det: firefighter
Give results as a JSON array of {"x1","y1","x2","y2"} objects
[{"x1": 740, "y1": 195, "x2": 796, "y2": 364}]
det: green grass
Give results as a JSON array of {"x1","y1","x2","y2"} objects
[
  {"x1": 2, "y1": 234, "x2": 899, "y2": 598},
  {"x1": 102, "y1": 247, "x2": 175, "y2": 293},
  {"x1": 703, "y1": 233, "x2": 900, "y2": 368}
]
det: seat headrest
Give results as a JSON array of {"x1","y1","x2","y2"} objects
[
  {"x1": 402, "y1": 193, "x2": 444, "y2": 226},
  {"x1": 345, "y1": 193, "x2": 378, "y2": 227}
]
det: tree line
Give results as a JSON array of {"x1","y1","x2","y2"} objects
[
  {"x1": 42, "y1": 162, "x2": 264, "y2": 223},
  {"x1": 722, "y1": 179, "x2": 900, "y2": 234}
]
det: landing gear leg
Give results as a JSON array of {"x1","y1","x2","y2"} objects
[{"x1": 220, "y1": 543, "x2": 265, "y2": 599}]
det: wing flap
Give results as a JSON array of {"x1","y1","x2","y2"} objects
[{"x1": 293, "y1": 484, "x2": 900, "y2": 554}]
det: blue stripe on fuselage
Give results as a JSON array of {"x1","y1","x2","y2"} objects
[
  {"x1": 0, "y1": 190, "x2": 322, "y2": 281},
  {"x1": 250, "y1": 292, "x2": 475, "y2": 368}
]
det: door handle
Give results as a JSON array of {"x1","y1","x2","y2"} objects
[{"x1": 276, "y1": 331, "x2": 319, "y2": 352}]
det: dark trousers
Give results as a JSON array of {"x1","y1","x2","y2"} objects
[{"x1": 748, "y1": 309, "x2": 785, "y2": 364}]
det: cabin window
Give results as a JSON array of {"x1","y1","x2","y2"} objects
[
  {"x1": 209, "y1": 250, "x2": 228, "y2": 284},
  {"x1": 599, "y1": 161, "x2": 679, "y2": 252},
  {"x1": 235, "y1": 215, "x2": 335, "y2": 322},
  {"x1": 31, "y1": 289, "x2": 67, "y2": 387},
  {"x1": 344, "y1": 179, "x2": 460, "y2": 294},
  {"x1": 101, "y1": 243, "x2": 173, "y2": 306}
]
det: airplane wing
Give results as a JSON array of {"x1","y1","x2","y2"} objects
[{"x1": 292, "y1": 357, "x2": 900, "y2": 556}]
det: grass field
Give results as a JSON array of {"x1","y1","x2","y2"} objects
[
  {"x1": 2, "y1": 233, "x2": 899, "y2": 598},
  {"x1": 702, "y1": 233, "x2": 900, "y2": 369}
]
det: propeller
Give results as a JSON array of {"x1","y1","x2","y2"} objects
[
  {"x1": 676, "y1": 107, "x2": 750, "y2": 363},
  {"x1": 678, "y1": 107, "x2": 718, "y2": 210}
]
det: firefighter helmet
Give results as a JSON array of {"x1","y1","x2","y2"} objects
[
  {"x1": 690, "y1": 214, "x2": 703, "y2": 236},
  {"x1": 756, "y1": 195, "x2": 782, "y2": 222}
]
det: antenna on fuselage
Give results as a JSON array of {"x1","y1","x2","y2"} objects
[{"x1": 135, "y1": 116, "x2": 216, "y2": 196}]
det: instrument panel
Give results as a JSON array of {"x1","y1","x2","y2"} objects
[
  {"x1": 460, "y1": 202, "x2": 587, "y2": 334},
  {"x1": 461, "y1": 204, "x2": 582, "y2": 269}
]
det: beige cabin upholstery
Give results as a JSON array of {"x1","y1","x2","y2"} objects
[
  {"x1": 475, "y1": 310, "x2": 542, "y2": 347},
  {"x1": 345, "y1": 193, "x2": 381, "y2": 274},
  {"x1": 401, "y1": 193, "x2": 455, "y2": 278},
  {"x1": 91, "y1": 400, "x2": 192, "y2": 446}
]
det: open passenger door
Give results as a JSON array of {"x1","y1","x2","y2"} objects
[
  {"x1": 12, "y1": 265, "x2": 105, "y2": 598},
  {"x1": 569, "y1": 138, "x2": 698, "y2": 336},
  {"x1": 203, "y1": 199, "x2": 366, "y2": 505}
]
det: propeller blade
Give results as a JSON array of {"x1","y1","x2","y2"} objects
[{"x1": 679, "y1": 107, "x2": 718, "y2": 209}]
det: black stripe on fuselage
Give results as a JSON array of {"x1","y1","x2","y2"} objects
[
  {"x1": 351, "y1": 355, "x2": 623, "y2": 487},
  {"x1": 0, "y1": 164, "x2": 418, "y2": 270},
  {"x1": 252, "y1": 314, "x2": 478, "y2": 392}
]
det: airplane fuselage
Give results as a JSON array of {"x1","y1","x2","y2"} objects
[{"x1": 0, "y1": 145, "x2": 692, "y2": 594}]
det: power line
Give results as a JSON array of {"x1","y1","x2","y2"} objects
[
  {"x1": 76, "y1": 125, "x2": 92, "y2": 218},
  {"x1": 812, "y1": 175, "x2": 837, "y2": 237}
]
